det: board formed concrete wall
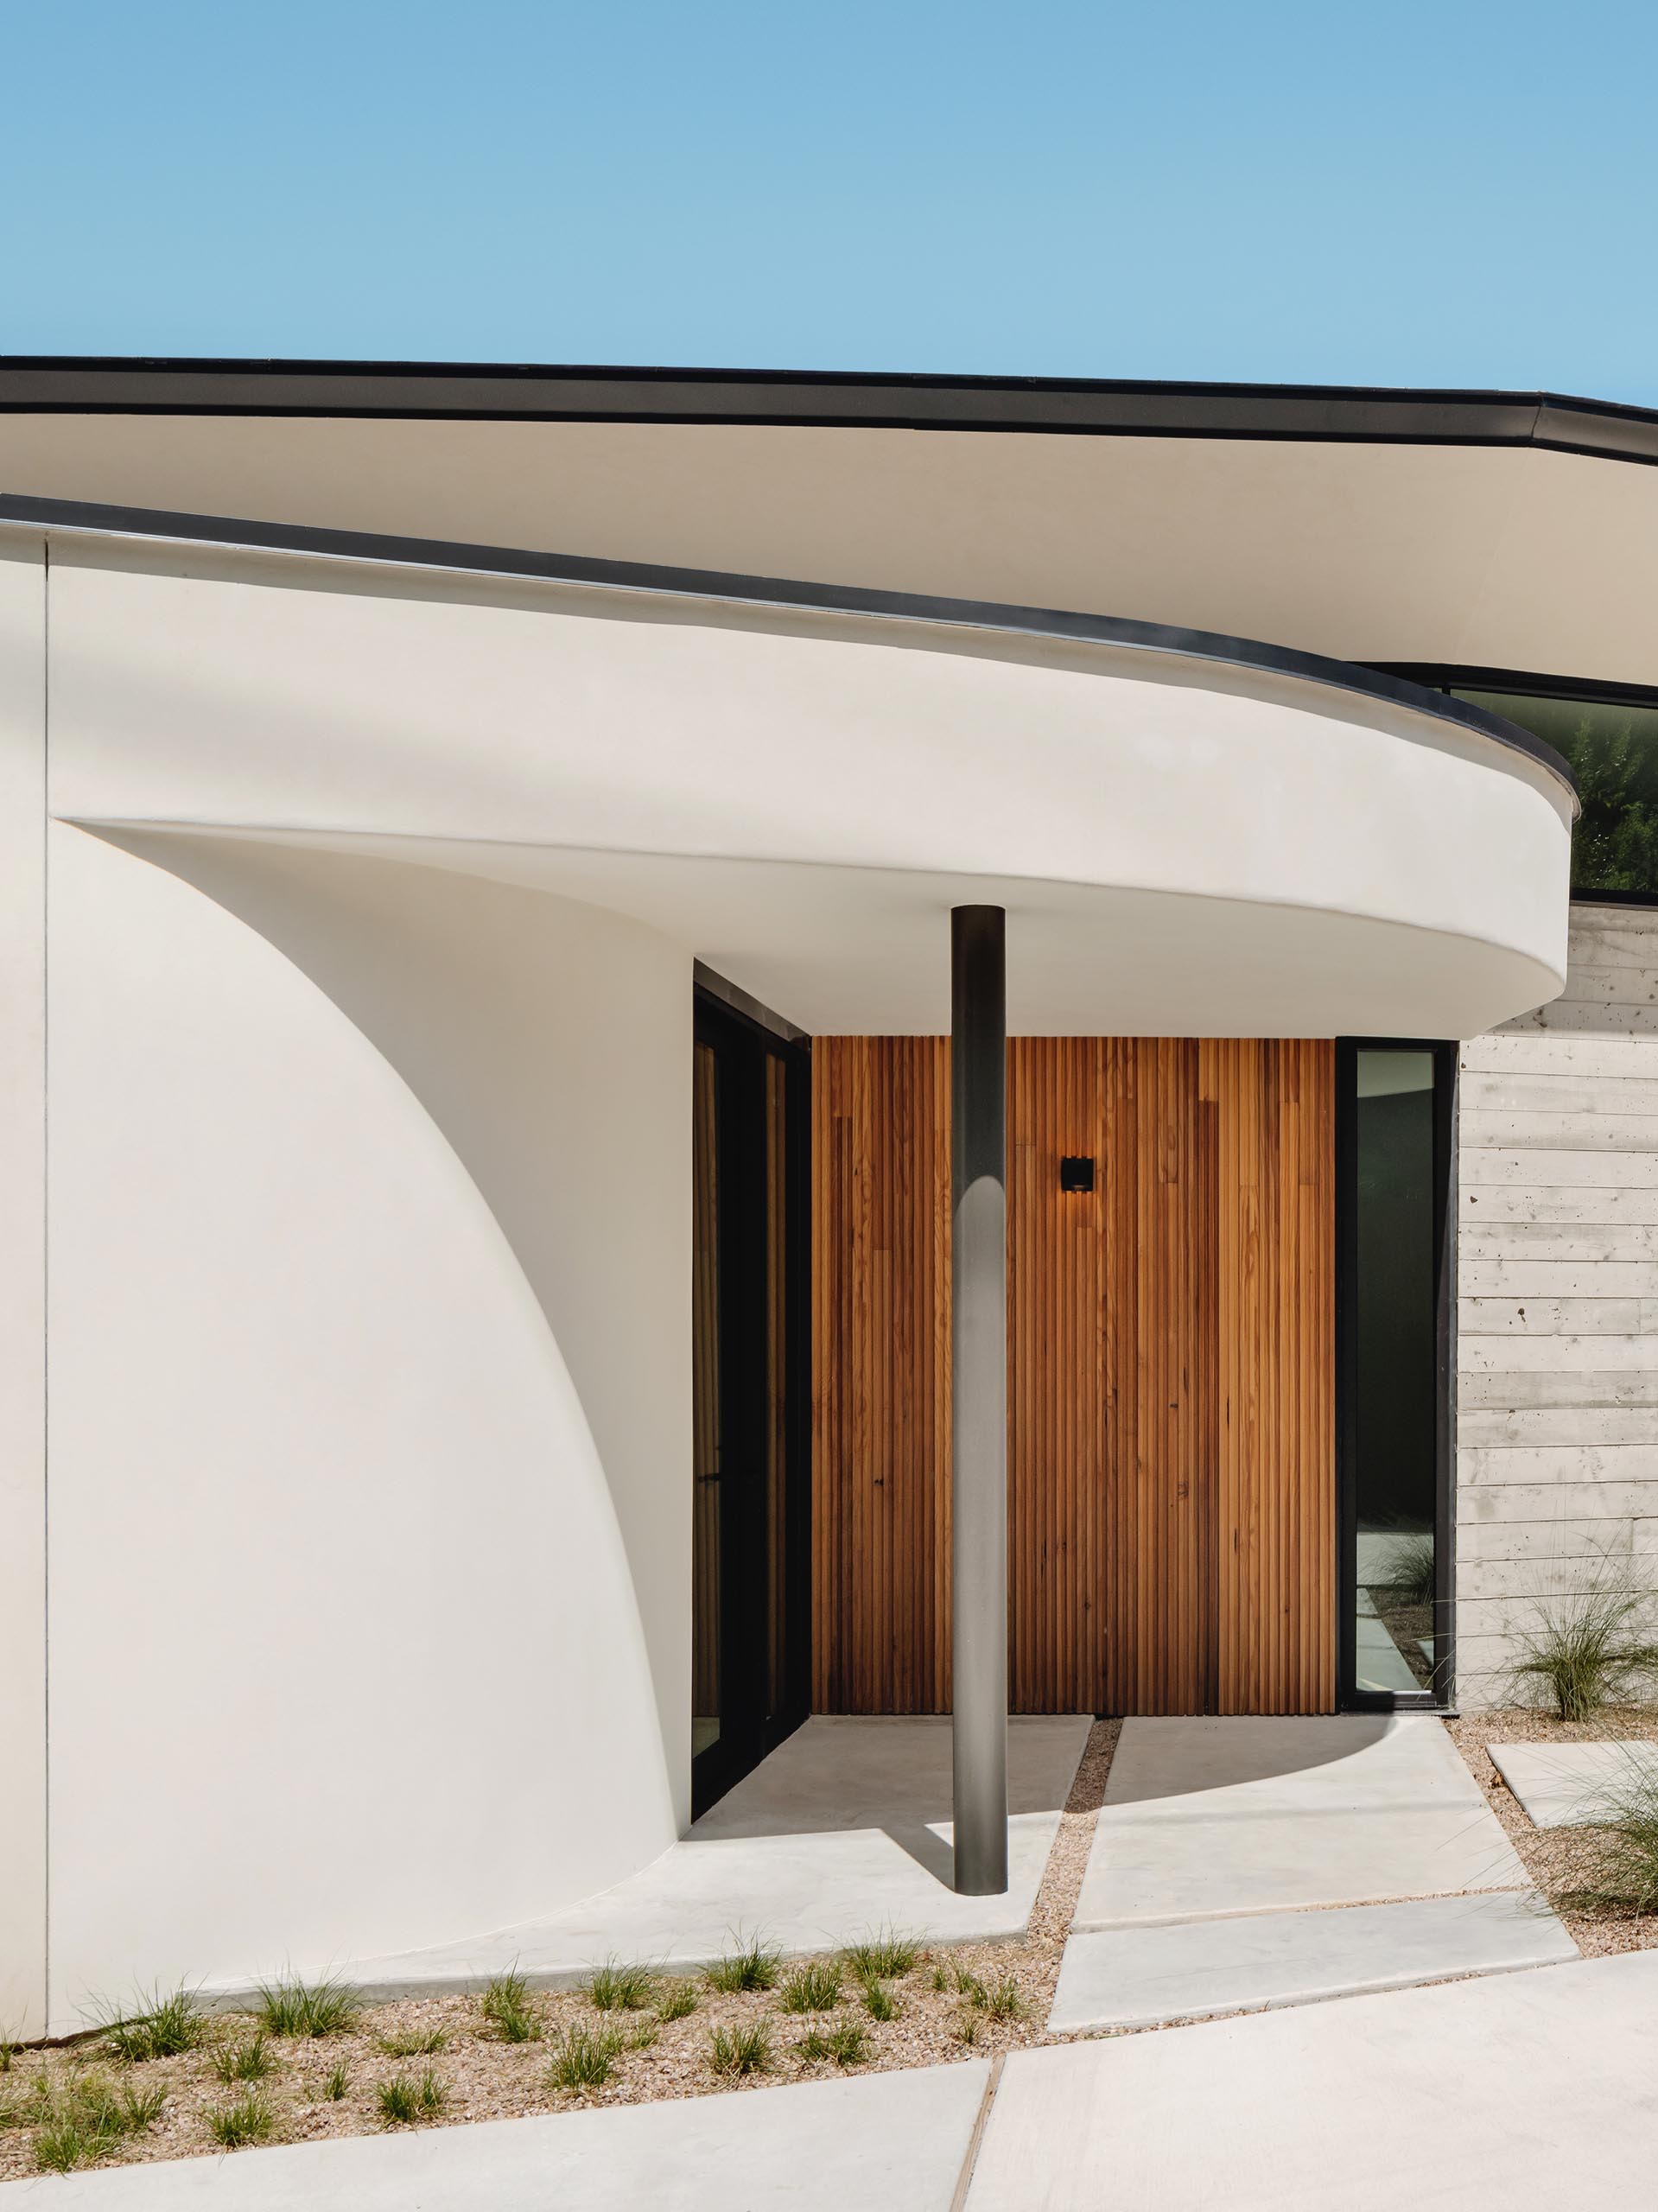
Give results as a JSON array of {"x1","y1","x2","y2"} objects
[{"x1": 1458, "y1": 902, "x2": 1658, "y2": 1707}]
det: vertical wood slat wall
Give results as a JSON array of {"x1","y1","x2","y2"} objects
[{"x1": 810, "y1": 1037, "x2": 1336, "y2": 1717}]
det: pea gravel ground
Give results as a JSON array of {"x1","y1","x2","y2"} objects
[{"x1": 0, "y1": 1722, "x2": 1121, "y2": 2181}]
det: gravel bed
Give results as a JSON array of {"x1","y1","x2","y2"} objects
[
  {"x1": 1446, "y1": 1704, "x2": 1658, "y2": 1961},
  {"x1": 0, "y1": 1720, "x2": 1121, "y2": 2179}
]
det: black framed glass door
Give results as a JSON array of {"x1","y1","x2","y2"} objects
[
  {"x1": 1337, "y1": 1039, "x2": 1457, "y2": 1708},
  {"x1": 692, "y1": 986, "x2": 810, "y2": 1815}
]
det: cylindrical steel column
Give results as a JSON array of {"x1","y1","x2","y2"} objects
[{"x1": 950, "y1": 904, "x2": 1009, "y2": 1895}]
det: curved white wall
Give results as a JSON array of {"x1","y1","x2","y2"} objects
[{"x1": 44, "y1": 827, "x2": 688, "y2": 2032}]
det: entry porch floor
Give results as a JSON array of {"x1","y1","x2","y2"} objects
[{"x1": 248, "y1": 1717, "x2": 1092, "y2": 2004}]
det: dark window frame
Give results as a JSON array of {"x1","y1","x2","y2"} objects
[
  {"x1": 691, "y1": 984, "x2": 813, "y2": 1817},
  {"x1": 1368, "y1": 663, "x2": 1658, "y2": 908},
  {"x1": 1335, "y1": 1038, "x2": 1459, "y2": 1713}
]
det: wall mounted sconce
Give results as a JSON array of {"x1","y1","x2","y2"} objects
[{"x1": 1059, "y1": 1155, "x2": 1095, "y2": 1193}]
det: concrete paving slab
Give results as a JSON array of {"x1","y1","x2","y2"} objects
[
  {"x1": 969, "y1": 1952, "x2": 1658, "y2": 2211},
  {"x1": 0, "y1": 2060, "x2": 991, "y2": 2210},
  {"x1": 1048, "y1": 1889, "x2": 1578, "y2": 2031},
  {"x1": 1354, "y1": 1598, "x2": 1422, "y2": 1695},
  {"x1": 206, "y1": 1718, "x2": 1089, "y2": 2003},
  {"x1": 1490, "y1": 1738, "x2": 1658, "y2": 1827},
  {"x1": 1075, "y1": 1715, "x2": 1528, "y2": 1928}
]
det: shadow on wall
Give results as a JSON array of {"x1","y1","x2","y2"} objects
[{"x1": 86, "y1": 823, "x2": 693, "y2": 1809}]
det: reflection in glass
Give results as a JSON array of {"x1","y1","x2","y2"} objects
[
  {"x1": 1456, "y1": 689, "x2": 1658, "y2": 895},
  {"x1": 1354, "y1": 1049, "x2": 1437, "y2": 1694}
]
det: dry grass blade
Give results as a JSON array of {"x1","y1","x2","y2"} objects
[{"x1": 1509, "y1": 1556, "x2": 1658, "y2": 1723}]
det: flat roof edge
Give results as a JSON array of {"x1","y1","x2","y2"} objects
[
  {"x1": 0, "y1": 489, "x2": 1577, "y2": 806},
  {"x1": 0, "y1": 359, "x2": 1655, "y2": 462}
]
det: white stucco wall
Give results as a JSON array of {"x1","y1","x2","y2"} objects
[
  {"x1": 0, "y1": 545, "x2": 46, "y2": 2040},
  {"x1": 1458, "y1": 904, "x2": 1658, "y2": 1707},
  {"x1": 40, "y1": 535, "x2": 1571, "y2": 1039},
  {"x1": 42, "y1": 827, "x2": 689, "y2": 2031}
]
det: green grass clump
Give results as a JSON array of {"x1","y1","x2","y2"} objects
[
  {"x1": 0, "y1": 2040, "x2": 16, "y2": 2073},
  {"x1": 213, "y1": 2031, "x2": 273, "y2": 2084},
  {"x1": 1509, "y1": 1560, "x2": 1658, "y2": 1722},
  {"x1": 102, "y1": 1986, "x2": 206, "y2": 2063},
  {"x1": 705, "y1": 1936, "x2": 780, "y2": 1994},
  {"x1": 376, "y1": 2069, "x2": 446, "y2": 2126},
  {"x1": 588, "y1": 1959, "x2": 656, "y2": 2012},
  {"x1": 953, "y1": 2011, "x2": 981, "y2": 2045},
  {"x1": 656, "y1": 1982, "x2": 698, "y2": 2022},
  {"x1": 778, "y1": 1960, "x2": 842, "y2": 2013},
  {"x1": 708, "y1": 2022, "x2": 772, "y2": 2078},
  {"x1": 257, "y1": 1976, "x2": 359, "y2": 2039},
  {"x1": 629, "y1": 2020, "x2": 659, "y2": 2051},
  {"x1": 31, "y1": 2072, "x2": 168, "y2": 2171},
  {"x1": 795, "y1": 2018, "x2": 867, "y2": 2069},
  {"x1": 378, "y1": 2028, "x2": 448, "y2": 2056},
  {"x1": 480, "y1": 1970, "x2": 542, "y2": 2044},
  {"x1": 546, "y1": 2022, "x2": 624, "y2": 2094},
  {"x1": 117, "y1": 2082, "x2": 168, "y2": 2131},
  {"x1": 977, "y1": 1974, "x2": 1029, "y2": 2021},
  {"x1": 861, "y1": 1979, "x2": 899, "y2": 2022},
  {"x1": 1569, "y1": 1755, "x2": 1658, "y2": 1915},
  {"x1": 840, "y1": 1929, "x2": 921, "y2": 1981},
  {"x1": 322, "y1": 2061, "x2": 351, "y2": 2101},
  {"x1": 206, "y1": 2089, "x2": 275, "y2": 2150},
  {"x1": 943, "y1": 1961, "x2": 988, "y2": 2005}
]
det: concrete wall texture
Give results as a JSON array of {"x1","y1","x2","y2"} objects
[{"x1": 1458, "y1": 902, "x2": 1658, "y2": 1707}]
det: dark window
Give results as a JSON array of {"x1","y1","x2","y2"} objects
[
  {"x1": 1453, "y1": 689, "x2": 1658, "y2": 896},
  {"x1": 691, "y1": 988, "x2": 811, "y2": 1814},
  {"x1": 1337, "y1": 1040, "x2": 1456, "y2": 1709}
]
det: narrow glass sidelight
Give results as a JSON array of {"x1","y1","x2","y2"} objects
[
  {"x1": 1338, "y1": 1040, "x2": 1455, "y2": 1708},
  {"x1": 690, "y1": 988, "x2": 812, "y2": 1817}
]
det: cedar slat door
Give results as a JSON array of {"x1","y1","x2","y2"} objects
[{"x1": 810, "y1": 1037, "x2": 1335, "y2": 1716}]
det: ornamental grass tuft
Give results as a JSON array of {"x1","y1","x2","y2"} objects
[
  {"x1": 588, "y1": 1959, "x2": 657, "y2": 2012},
  {"x1": 480, "y1": 1969, "x2": 542, "y2": 2044},
  {"x1": 257, "y1": 1976, "x2": 358, "y2": 2040},
  {"x1": 708, "y1": 2021, "x2": 772, "y2": 2077},
  {"x1": 704, "y1": 1936, "x2": 780, "y2": 1995},
  {"x1": 778, "y1": 1960, "x2": 842, "y2": 2014},
  {"x1": 1509, "y1": 1560, "x2": 1658, "y2": 1722},
  {"x1": 546, "y1": 2023, "x2": 624, "y2": 2094}
]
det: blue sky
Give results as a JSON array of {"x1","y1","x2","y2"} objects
[{"x1": 6, "y1": 1, "x2": 1656, "y2": 399}]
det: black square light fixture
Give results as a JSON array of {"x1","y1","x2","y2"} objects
[{"x1": 1059, "y1": 1155, "x2": 1095, "y2": 1193}]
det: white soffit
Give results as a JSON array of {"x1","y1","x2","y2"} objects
[{"x1": 32, "y1": 527, "x2": 1574, "y2": 1039}]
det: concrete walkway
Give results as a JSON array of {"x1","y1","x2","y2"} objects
[
  {"x1": 1490, "y1": 1738, "x2": 1658, "y2": 1827},
  {"x1": 975, "y1": 1952, "x2": 1658, "y2": 2210},
  {"x1": 1050, "y1": 1889, "x2": 1575, "y2": 2032},
  {"x1": 214, "y1": 1718, "x2": 1089, "y2": 2004},
  {"x1": 1077, "y1": 1715, "x2": 1529, "y2": 1927},
  {"x1": 1054, "y1": 1714, "x2": 1567, "y2": 2030}
]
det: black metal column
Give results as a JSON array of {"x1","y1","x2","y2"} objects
[{"x1": 950, "y1": 905, "x2": 1008, "y2": 1894}]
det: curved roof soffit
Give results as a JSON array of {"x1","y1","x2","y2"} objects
[{"x1": 0, "y1": 490, "x2": 1578, "y2": 810}]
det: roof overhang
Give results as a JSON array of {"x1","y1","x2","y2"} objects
[
  {"x1": 4, "y1": 363, "x2": 1658, "y2": 690},
  {"x1": 8, "y1": 500, "x2": 1573, "y2": 1038}
]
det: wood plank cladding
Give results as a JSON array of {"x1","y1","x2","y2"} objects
[{"x1": 811, "y1": 1037, "x2": 1335, "y2": 1717}]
